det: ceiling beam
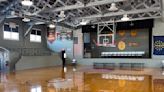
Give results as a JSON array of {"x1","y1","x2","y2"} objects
[
  {"x1": 45, "y1": 0, "x2": 126, "y2": 12},
  {"x1": 57, "y1": 0, "x2": 76, "y2": 17},
  {"x1": 92, "y1": 6, "x2": 102, "y2": 14},
  {"x1": 94, "y1": 16, "x2": 161, "y2": 24},
  {"x1": 42, "y1": 0, "x2": 52, "y2": 8},
  {"x1": 78, "y1": 7, "x2": 161, "y2": 19},
  {"x1": 161, "y1": 0, "x2": 164, "y2": 21},
  {"x1": 24, "y1": 24, "x2": 34, "y2": 37},
  {"x1": 77, "y1": 0, "x2": 102, "y2": 14},
  {"x1": 0, "y1": 0, "x2": 18, "y2": 14}
]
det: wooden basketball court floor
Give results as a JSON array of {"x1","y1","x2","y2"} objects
[{"x1": 0, "y1": 66, "x2": 164, "y2": 92}]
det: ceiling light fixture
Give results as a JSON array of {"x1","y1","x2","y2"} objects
[
  {"x1": 49, "y1": 23, "x2": 55, "y2": 29},
  {"x1": 80, "y1": 19, "x2": 89, "y2": 25},
  {"x1": 121, "y1": 14, "x2": 130, "y2": 21},
  {"x1": 11, "y1": 11, "x2": 16, "y2": 16},
  {"x1": 21, "y1": 0, "x2": 33, "y2": 6},
  {"x1": 58, "y1": 11, "x2": 66, "y2": 18},
  {"x1": 108, "y1": 3, "x2": 118, "y2": 11},
  {"x1": 22, "y1": 17, "x2": 30, "y2": 22},
  {"x1": 80, "y1": 21, "x2": 87, "y2": 25}
]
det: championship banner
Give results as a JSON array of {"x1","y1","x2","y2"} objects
[{"x1": 153, "y1": 36, "x2": 164, "y2": 55}]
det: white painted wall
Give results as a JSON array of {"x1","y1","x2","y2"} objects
[
  {"x1": 73, "y1": 30, "x2": 83, "y2": 58},
  {"x1": 74, "y1": 19, "x2": 164, "y2": 68}
]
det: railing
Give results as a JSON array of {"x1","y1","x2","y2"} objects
[
  {"x1": 8, "y1": 48, "x2": 52, "y2": 56},
  {"x1": 101, "y1": 51, "x2": 145, "y2": 57}
]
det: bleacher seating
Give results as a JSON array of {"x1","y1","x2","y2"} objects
[
  {"x1": 93, "y1": 63, "x2": 115, "y2": 70},
  {"x1": 119, "y1": 63, "x2": 131, "y2": 70},
  {"x1": 131, "y1": 63, "x2": 144, "y2": 70},
  {"x1": 119, "y1": 63, "x2": 144, "y2": 70},
  {"x1": 93, "y1": 62, "x2": 144, "y2": 71}
]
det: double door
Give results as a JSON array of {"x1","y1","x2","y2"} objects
[{"x1": 0, "y1": 52, "x2": 7, "y2": 72}]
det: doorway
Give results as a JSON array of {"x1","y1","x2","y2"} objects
[{"x1": 0, "y1": 47, "x2": 9, "y2": 72}]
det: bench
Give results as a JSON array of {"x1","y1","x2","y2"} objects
[
  {"x1": 119, "y1": 63, "x2": 144, "y2": 71},
  {"x1": 93, "y1": 63, "x2": 115, "y2": 70},
  {"x1": 93, "y1": 62, "x2": 144, "y2": 71},
  {"x1": 131, "y1": 63, "x2": 144, "y2": 70},
  {"x1": 119, "y1": 63, "x2": 131, "y2": 70},
  {"x1": 93, "y1": 63, "x2": 104, "y2": 69}
]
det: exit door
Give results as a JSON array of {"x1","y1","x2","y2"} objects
[{"x1": 0, "y1": 52, "x2": 8, "y2": 72}]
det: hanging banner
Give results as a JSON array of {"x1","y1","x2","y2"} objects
[
  {"x1": 153, "y1": 36, "x2": 164, "y2": 55},
  {"x1": 47, "y1": 29, "x2": 56, "y2": 43}
]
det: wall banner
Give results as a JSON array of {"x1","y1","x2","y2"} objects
[{"x1": 153, "y1": 36, "x2": 164, "y2": 55}]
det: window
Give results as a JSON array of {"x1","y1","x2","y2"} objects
[
  {"x1": 31, "y1": 86, "x2": 42, "y2": 92},
  {"x1": 3, "y1": 23, "x2": 19, "y2": 40},
  {"x1": 30, "y1": 29, "x2": 41, "y2": 42}
]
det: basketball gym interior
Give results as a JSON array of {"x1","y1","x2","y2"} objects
[{"x1": 0, "y1": 0, "x2": 164, "y2": 92}]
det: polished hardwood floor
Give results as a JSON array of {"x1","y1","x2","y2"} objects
[{"x1": 0, "y1": 66, "x2": 164, "y2": 92}]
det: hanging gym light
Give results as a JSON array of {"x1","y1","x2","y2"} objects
[
  {"x1": 58, "y1": 11, "x2": 66, "y2": 18},
  {"x1": 121, "y1": 14, "x2": 130, "y2": 21},
  {"x1": 80, "y1": 19, "x2": 89, "y2": 25},
  {"x1": 108, "y1": 3, "x2": 118, "y2": 11},
  {"x1": 21, "y1": 0, "x2": 33, "y2": 6},
  {"x1": 22, "y1": 17, "x2": 30, "y2": 22},
  {"x1": 49, "y1": 23, "x2": 55, "y2": 29}
]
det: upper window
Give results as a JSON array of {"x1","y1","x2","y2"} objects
[
  {"x1": 31, "y1": 86, "x2": 41, "y2": 92},
  {"x1": 3, "y1": 23, "x2": 19, "y2": 40},
  {"x1": 30, "y1": 29, "x2": 41, "y2": 42}
]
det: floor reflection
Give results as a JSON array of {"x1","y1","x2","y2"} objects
[
  {"x1": 0, "y1": 66, "x2": 164, "y2": 92},
  {"x1": 154, "y1": 79, "x2": 164, "y2": 92},
  {"x1": 48, "y1": 78, "x2": 74, "y2": 92},
  {"x1": 84, "y1": 73, "x2": 152, "y2": 92},
  {"x1": 31, "y1": 85, "x2": 42, "y2": 92}
]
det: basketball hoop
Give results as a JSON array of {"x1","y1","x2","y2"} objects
[{"x1": 97, "y1": 22, "x2": 116, "y2": 47}]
